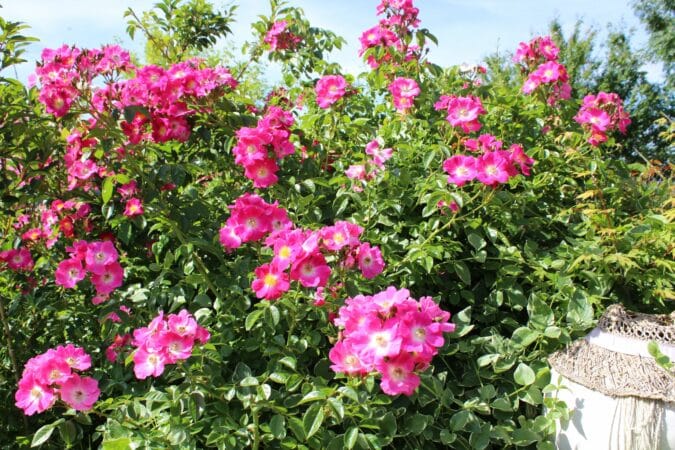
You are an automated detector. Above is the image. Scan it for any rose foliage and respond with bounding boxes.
[0,0,672,448]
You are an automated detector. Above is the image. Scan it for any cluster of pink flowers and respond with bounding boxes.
[16,199,93,248]
[264,20,302,52]
[388,77,420,112]
[35,45,237,146]
[35,47,237,213]
[443,135,534,187]
[99,60,237,144]
[463,133,504,153]
[513,35,560,65]
[315,75,348,109]
[521,61,571,104]
[63,127,112,191]
[131,310,210,379]
[514,36,571,105]
[117,180,144,218]
[574,92,631,146]
[232,106,296,188]
[346,138,394,191]
[64,129,143,210]
[358,0,421,68]
[435,95,486,133]
[15,344,100,415]
[252,220,385,300]
[458,63,487,89]
[0,247,34,272]
[34,44,134,117]
[219,193,292,250]
[329,287,455,396]
[105,333,132,363]
[55,239,124,297]
[218,193,384,300]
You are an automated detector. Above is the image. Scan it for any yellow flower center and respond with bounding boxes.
[264,274,278,287]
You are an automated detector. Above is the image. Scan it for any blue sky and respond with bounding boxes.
[1,0,655,82]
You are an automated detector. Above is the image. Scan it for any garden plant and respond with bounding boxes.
[0,0,672,448]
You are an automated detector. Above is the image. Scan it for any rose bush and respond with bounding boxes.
[0,0,672,448]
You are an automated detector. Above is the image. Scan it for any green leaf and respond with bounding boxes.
[31,419,63,447]
[240,376,259,387]
[467,232,486,251]
[287,416,305,441]
[514,363,536,386]
[453,261,471,285]
[449,410,470,431]
[58,420,77,446]
[102,438,133,450]
[469,424,491,450]
[297,390,326,405]
[264,305,280,327]
[512,327,539,347]
[440,430,456,445]
[544,326,561,338]
[477,353,499,367]
[520,385,543,405]
[344,427,359,450]
[490,397,513,412]
[327,397,344,421]
[102,176,114,204]
[566,289,593,327]
[303,403,325,440]
[648,340,673,370]
[245,309,264,331]
[278,356,297,371]
[270,415,286,439]
[512,428,540,445]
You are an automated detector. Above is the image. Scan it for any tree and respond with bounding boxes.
[632,0,675,85]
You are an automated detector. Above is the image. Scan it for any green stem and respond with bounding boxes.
[392,189,492,270]
[0,295,28,432]
[127,8,173,63]
[0,296,20,384]
[251,406,261,450]
[171,221,224,301]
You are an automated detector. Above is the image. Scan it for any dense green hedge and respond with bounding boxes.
[0,1,672,448]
